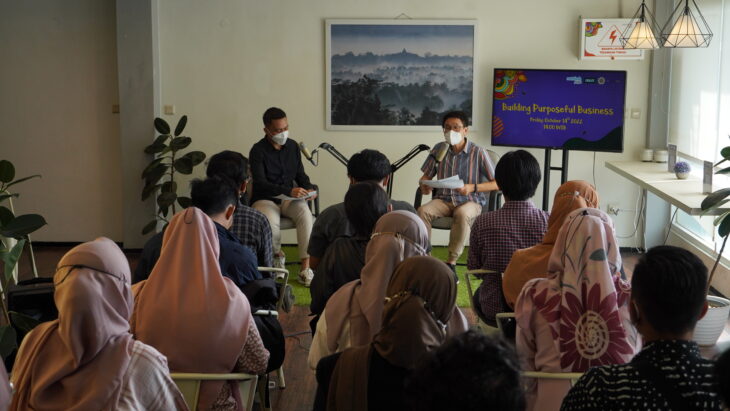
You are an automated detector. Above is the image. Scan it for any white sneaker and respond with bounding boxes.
[298,268,314,287]
[273,254,286,269]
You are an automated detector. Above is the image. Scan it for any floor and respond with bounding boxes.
[9,245,730,411]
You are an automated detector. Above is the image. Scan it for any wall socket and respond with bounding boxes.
[607,203,620,215]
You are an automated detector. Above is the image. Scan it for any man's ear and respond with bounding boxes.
[387,203,393,213]
[225,204,236,220]
[240,181,247,194]
[381,174,390,188]
[348,176,356,185]
[698,300,709,320]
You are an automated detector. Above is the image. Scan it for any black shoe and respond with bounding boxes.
[447,263,459,284]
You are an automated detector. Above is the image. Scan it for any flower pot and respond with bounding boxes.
[676,171,690,179]
[693,295,730,346]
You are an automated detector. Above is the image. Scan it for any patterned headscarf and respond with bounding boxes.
[519,208,638,372]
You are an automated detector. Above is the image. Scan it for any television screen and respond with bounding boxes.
[490,69,626,152]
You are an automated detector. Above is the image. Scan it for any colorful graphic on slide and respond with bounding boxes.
[494,70,527,100]
[585,22,602,37]
[491,69,625,152]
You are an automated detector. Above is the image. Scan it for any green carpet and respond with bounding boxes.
[280,245,477,308]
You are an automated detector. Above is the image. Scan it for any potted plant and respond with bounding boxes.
[140,116,206,234]
[674,161,691,179]
[697,146,730,345]
[0,160,46,359]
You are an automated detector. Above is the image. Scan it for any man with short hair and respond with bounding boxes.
[249,107,316,286]
[206,150,273,268]
[418,111,497,269]
[561,246,722,410]
[468,150,548,326]
[307,149,415,269]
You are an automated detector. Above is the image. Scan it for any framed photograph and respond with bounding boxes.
[580,18,644,60]
[326,19,478,131]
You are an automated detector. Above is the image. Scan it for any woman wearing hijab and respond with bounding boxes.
[314,255,460,411]
[502,180,599,309]
[515,208,640,411]
[131,207,269,411]
[10,238,186,411]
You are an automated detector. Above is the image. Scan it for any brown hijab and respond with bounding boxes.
[10,238,136,410]
[327,256,458,411]
[131,207,250,411]
[502,181,598,307]
[324,210,429,351]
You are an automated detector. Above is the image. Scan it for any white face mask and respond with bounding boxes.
[443,130,463,146]
[271,130,288,145]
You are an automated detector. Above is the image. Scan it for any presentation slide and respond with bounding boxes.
[491,69,626,152]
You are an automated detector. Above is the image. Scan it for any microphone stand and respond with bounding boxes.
[387,144,431,197]
[315,143,349,167]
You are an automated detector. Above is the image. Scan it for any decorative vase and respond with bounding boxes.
[693,295,730,346]
[676,171,690,180]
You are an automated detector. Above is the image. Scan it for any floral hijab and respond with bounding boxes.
[520,208,638,372]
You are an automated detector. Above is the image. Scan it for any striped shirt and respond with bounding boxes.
[561,340,722,411]
[230,201,273,267]
[118,341,188,410]
[421,139,495,206]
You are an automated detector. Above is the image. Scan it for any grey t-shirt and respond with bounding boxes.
[307,199,416,259]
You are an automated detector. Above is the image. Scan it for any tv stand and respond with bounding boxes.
[543,149,569,211]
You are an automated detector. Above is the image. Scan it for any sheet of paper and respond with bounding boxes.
[420,176,464,189]
[274,190,317,201]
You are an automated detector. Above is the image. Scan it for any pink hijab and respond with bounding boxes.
[131,207,250,410]
[10,237,136,410]
[518,208,638,372]
[324,211,430,351]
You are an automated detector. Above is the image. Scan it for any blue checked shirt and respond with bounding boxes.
[230,201,273,268]
[420,139,495,206]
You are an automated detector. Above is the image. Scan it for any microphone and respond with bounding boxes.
[434,143,449,163]
[299,142,316,166]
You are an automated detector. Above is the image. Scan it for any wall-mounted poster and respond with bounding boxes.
[580,18,644,60]
[326,19,477,131]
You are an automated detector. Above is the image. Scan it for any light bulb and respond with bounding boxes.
[664,12,704,47]
[625,21,659,49]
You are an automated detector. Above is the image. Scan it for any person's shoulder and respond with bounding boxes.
[250,137,268,150]
[319,202,346,218]
[238,203,269,222]
[389,199,416,213]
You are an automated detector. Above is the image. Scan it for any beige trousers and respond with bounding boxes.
[253,199,313,259]
[417,199,482,261]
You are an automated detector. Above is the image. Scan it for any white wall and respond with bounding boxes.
[157,0,650,247]
[0,0,123,242]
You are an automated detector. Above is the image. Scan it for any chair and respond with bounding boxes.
[255,267,289,397]
[170,373,258,411]
[463,269,502,334]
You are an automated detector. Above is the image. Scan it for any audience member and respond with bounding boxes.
[468,149,548,326]
[314,256,460,411]
[406,330,525,411]
[502,181,598,309]
[562,245,721,410]
[11,238,186,410]
[133,177,262,291]
[308,149,415,268]
[418,111,497,269]
[716,348,730,407]
[207,150,273,267]
[131,208,269,411]
[309,211,429,368]
[516,208,639,411]
[249,107,316,286]
[0,363,8,411]
[309,181,389,328]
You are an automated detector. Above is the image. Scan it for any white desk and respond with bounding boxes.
[605,161,728,216]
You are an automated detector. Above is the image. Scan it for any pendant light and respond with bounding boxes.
[621,0,661,49]
[661,0,713,48]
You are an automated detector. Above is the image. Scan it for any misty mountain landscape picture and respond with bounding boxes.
[328,23,475,127]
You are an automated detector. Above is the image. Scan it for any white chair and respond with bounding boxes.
[170,372,258,411]
[463,269,502,335]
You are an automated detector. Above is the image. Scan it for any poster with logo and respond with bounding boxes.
[580,18,643,60]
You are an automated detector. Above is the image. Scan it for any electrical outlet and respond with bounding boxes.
[607,204,620,215]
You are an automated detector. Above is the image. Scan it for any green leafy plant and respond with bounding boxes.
[141,116,206,234]
[0,159,46,359]
[700,143,730,292]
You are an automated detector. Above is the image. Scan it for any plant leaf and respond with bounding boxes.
[6,174,41,189]
[0,206,14,227]
[182,150,206,166]
[141,183,161,201]
[702,188,730,210]
[143,142,167,155]
[173,157,193,174]
[716,166,730,175]
[0,214,47,238]
[152,134,169,146]
[9,311,41,333]
[177,196,191,208]
[721,146,730,162]
[174,115,188,136]
[141,159,166,179]
[720,215,730,237]
[3,238,26,284]
[154,117,170,135]
[169,136,192,152]
[141,219,158,235]
[0,325,17,361]
[0,193,19,203]
[161,181,177,193]
[160,205,170,218]
[157,192,177,208]
[714,209,730,226]
[0,161,15,183]
[143,163,168,186]
[705,200,730,217]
